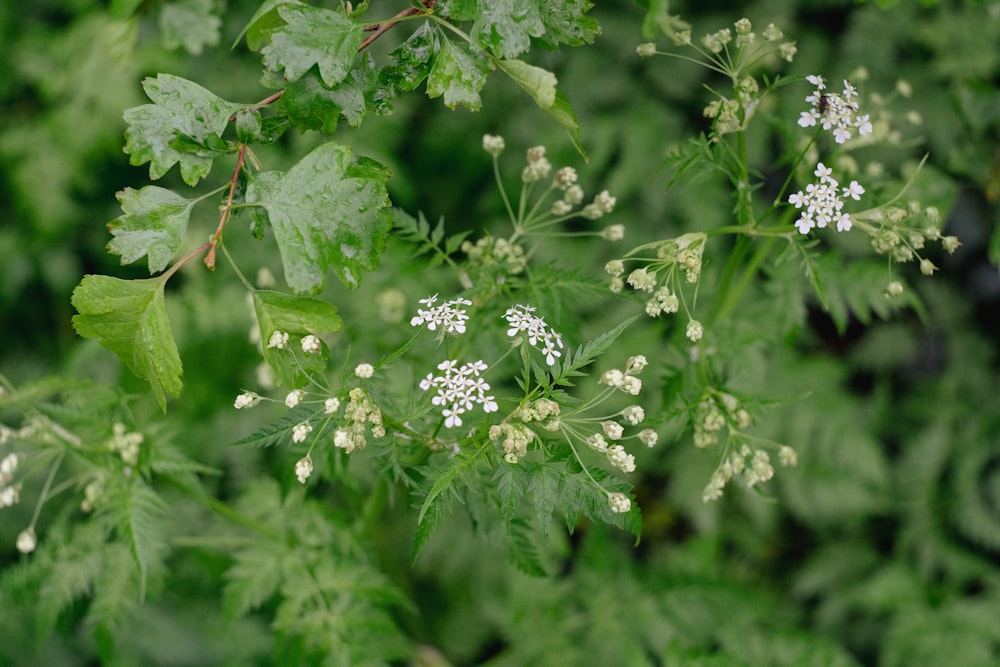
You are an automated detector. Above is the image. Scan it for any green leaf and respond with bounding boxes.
[547,90,587,159]
[277,54,375,134]
[71,275,183,411]
[234,0,293,51]
[551,315,640,387]
[528,461,559,536]
[374,21,438,112]
[159,0,221,55]
[108,482,167,601]
[471,0,544,59]
[497,59,557,108]
[538,0,600,47]
[426,38,491,111]
[223,546,283,616]
[252,289,342,387]
[261,4,363,87]
[245,142,392,294]
[123,74,242,186]
[106,186,196,273]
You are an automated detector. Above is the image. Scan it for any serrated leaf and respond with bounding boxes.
[262,4,363,87]
[472,0,544,58]
[375,20,437,109]
[245,142,392,294]
[107,186,196,273]
[253,289,342,387]
[426,38,491,111]
[528,461,560,536]
[123,74,242,186]
[159,0,221,55]
[494,463,527,524]
[278,54,375,134]
[497,59,556,108]
[223,546,283,616]
[112,482,167,601]
[71,275,182,411]
[552,314,640,386]
[538,0,600,47]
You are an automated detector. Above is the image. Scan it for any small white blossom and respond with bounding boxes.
[295,455,313,483]
[285,389,305,408]
[482,134,505,156]
[626,355,647,373]
[636,42,656,57]
[602,421,625,440]
[638,428,658,447]
[686,319,704,342]
[292,422,313,443]
[788,163,864,234]
[622,405,645,425]
[1,485,20,508]
[621,376,642,396]
[601,224,625,241]
[504,304,564,366]
[419,359,498,428]
[605,259,625,276]
[410,294,473,335]
[16,527,36,554]
[600,369,625,388]
[779,446,798,467]
[324,397,341,414]
[1,453,19,479]
[266,330,290,350]
[301,335,322,354]
[355,363,375,379]
[608,492,631,513]
[234,391,260,410]
[798,76,873,144]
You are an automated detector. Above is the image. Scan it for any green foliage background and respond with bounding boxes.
[2,0,1000,665]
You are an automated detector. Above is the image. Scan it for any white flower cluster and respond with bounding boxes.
[107,422,143,467]
[419,360,499,428]
[581,190,617,221]
[798,75,873,144]
[333,387,384,453]
[460,237,527,277]
[702,443,797,502]
[1,451,21,509]
[586,432,636,474]
[599,354,648,396]
[482,134,505,156]
[788,162,865,235]
[489,422,535,463]
[522,145,552,183]
[608,492,631,514]
[410,294,473,334]
[504,304,564,366]
[295,455,313,484]
[234,391,261,409]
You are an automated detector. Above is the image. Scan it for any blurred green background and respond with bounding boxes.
[2,0,1000,665]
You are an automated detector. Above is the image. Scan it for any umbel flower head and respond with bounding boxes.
[788,163,865,235]
[798,75,873,144]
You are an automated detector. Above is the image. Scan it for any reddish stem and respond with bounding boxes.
[204,143,248,270]
[359,0,436,52]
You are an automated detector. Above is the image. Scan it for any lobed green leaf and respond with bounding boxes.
[426,38,491,111]
[71,275,183,411]
[261,4,363,87]
[123,74,242,186]
[245,142,392,294]
[107,186,196,273]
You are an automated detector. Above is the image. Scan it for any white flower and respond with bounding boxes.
[292,422,313,443]
[788,163,864,235]
[621,376,642,396]
[266,330,290,350]
[638,428,658,447]
[607,445,636,473]
[355,363,375,379]
[285,389,305,408]
[600,369,625,388]
[482,134,505,156]
[779,446,798,467]
[410,295,473,335]
[605,259,625,276]
[324,397,341,414]
[626,355,647,373]
[503,304,564,366]
[295,456,313,484]
[636,42,656,57]
[622,406,645,425]
[234,391,260,410]
[419,359,498,428]
[301,335,322,354]
[16,527,36,554]
[0,486,20,508]
[686,319,704,342]
[608,492,631,513]
[555,166,577,188]
[1,452,19,478]
[602,421,624,440]
[601,224,625,241]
